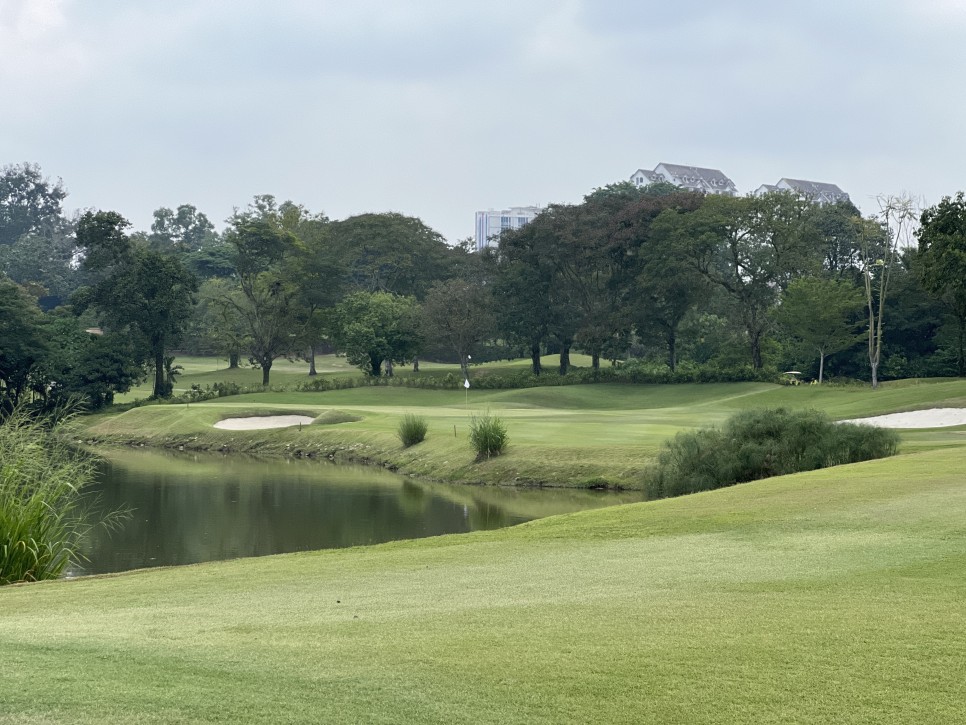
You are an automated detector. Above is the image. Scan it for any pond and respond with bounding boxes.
[71,449,643,576]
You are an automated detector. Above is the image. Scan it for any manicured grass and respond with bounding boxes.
[2,447,966,722]
[84,380,966,489]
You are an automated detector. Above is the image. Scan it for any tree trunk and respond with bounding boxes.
[870,362,879,390]
[530,343,542,375]
[818,350,825,384]
[666,329,677,372]
[958,318,966,377]
[153,349,166,398]
[386,359,394,377]
[308,345,317,376]
[369,354,383,377]
[750,333,763,370]
[413,357,419,373]
[591,351,600,370]
[228,351,239,369]
[559,344,571,375]
[261,360,272,386]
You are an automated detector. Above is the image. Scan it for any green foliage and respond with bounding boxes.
[469,410,508,459]
[776,276,865,382]
[916,191,966,376]
[0,406,122,584]
[397,413,428,447]
[643,407,899,499]
[332,291,422,376]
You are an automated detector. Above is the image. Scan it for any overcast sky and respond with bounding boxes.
[3,0,965,242]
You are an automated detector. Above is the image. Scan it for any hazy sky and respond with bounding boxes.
[3,0,965,242]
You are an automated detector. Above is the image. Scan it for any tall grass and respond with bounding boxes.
[397,413,428,447]
[0,407,121,585]
[469,410,509,460]
[644,407,900,499]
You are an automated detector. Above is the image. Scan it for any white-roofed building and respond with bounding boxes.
[629,163,738,196]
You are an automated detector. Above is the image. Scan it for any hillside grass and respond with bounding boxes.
[2,446,965,723]
[85,379,966,489]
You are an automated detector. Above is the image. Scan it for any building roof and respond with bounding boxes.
[777,178,850,204]
[656,163,737,192]
[629,169,662,184]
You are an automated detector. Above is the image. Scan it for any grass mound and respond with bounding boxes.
[644,407,900,499]
[313,410,363,425]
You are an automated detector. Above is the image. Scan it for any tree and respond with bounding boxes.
[495,206,582,374]
[421,279,495,379]
[615,191,706,370]
[661,192,822,369]
[916,192,966,376]
[332,292,421,376]
[861,195,917,389]
[76,211,198,398]
[222,198,303,385]
[0,163,68,246]
[776,277,864,383]
[0,278,48,410]
[328,213,452,299]
[148,204,216,251]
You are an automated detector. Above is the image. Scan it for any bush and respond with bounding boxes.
[643,407,900,500]
[469,410,509,460]
[0,407,125,585]
[398,413,428,447]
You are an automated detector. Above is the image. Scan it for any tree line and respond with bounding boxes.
[2,162,965,413]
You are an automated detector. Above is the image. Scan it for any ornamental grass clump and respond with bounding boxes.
[397,413,428,447]
[469,410,508,460]
[0,407,123,585]
[643,407,899,500]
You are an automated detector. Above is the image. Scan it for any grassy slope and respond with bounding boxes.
[2,447,965,723]
[84,379,966,488]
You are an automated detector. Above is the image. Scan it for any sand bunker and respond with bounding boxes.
[839,408,966,429]
[213,415,315,430]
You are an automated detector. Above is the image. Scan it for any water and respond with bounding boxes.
[72,448,642,576]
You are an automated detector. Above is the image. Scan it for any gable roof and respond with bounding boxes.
[655,163,737,192]
[777,178,849,203]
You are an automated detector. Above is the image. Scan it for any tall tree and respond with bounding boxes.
[661,192,822,369]
[76,211,198,398]
[328,213,452,299]
[0,278,48,410]
[0,163,68,246]
[332,292,422,377]
[222,197,302,385]
[149,204,216,252]
[861,195,917,388]
[916,192,966,376]
[421,279,495,379]
[776,277,865,383]
[615,191,706,370]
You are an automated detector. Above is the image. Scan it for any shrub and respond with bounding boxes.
[643,407,900,500]
[469,410,509,459]
[398,413,428,447]
[0,407,125,585]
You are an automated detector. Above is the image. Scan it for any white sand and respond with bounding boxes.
[213,415,315,430]
[839,408,966,429]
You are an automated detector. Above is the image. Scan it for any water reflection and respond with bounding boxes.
[73,449,641,576]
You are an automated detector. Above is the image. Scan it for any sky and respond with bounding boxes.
[2,0,965,243]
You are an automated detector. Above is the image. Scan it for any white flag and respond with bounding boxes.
[463,379,470,389]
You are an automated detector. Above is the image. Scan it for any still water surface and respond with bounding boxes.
[74,449,642,576]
